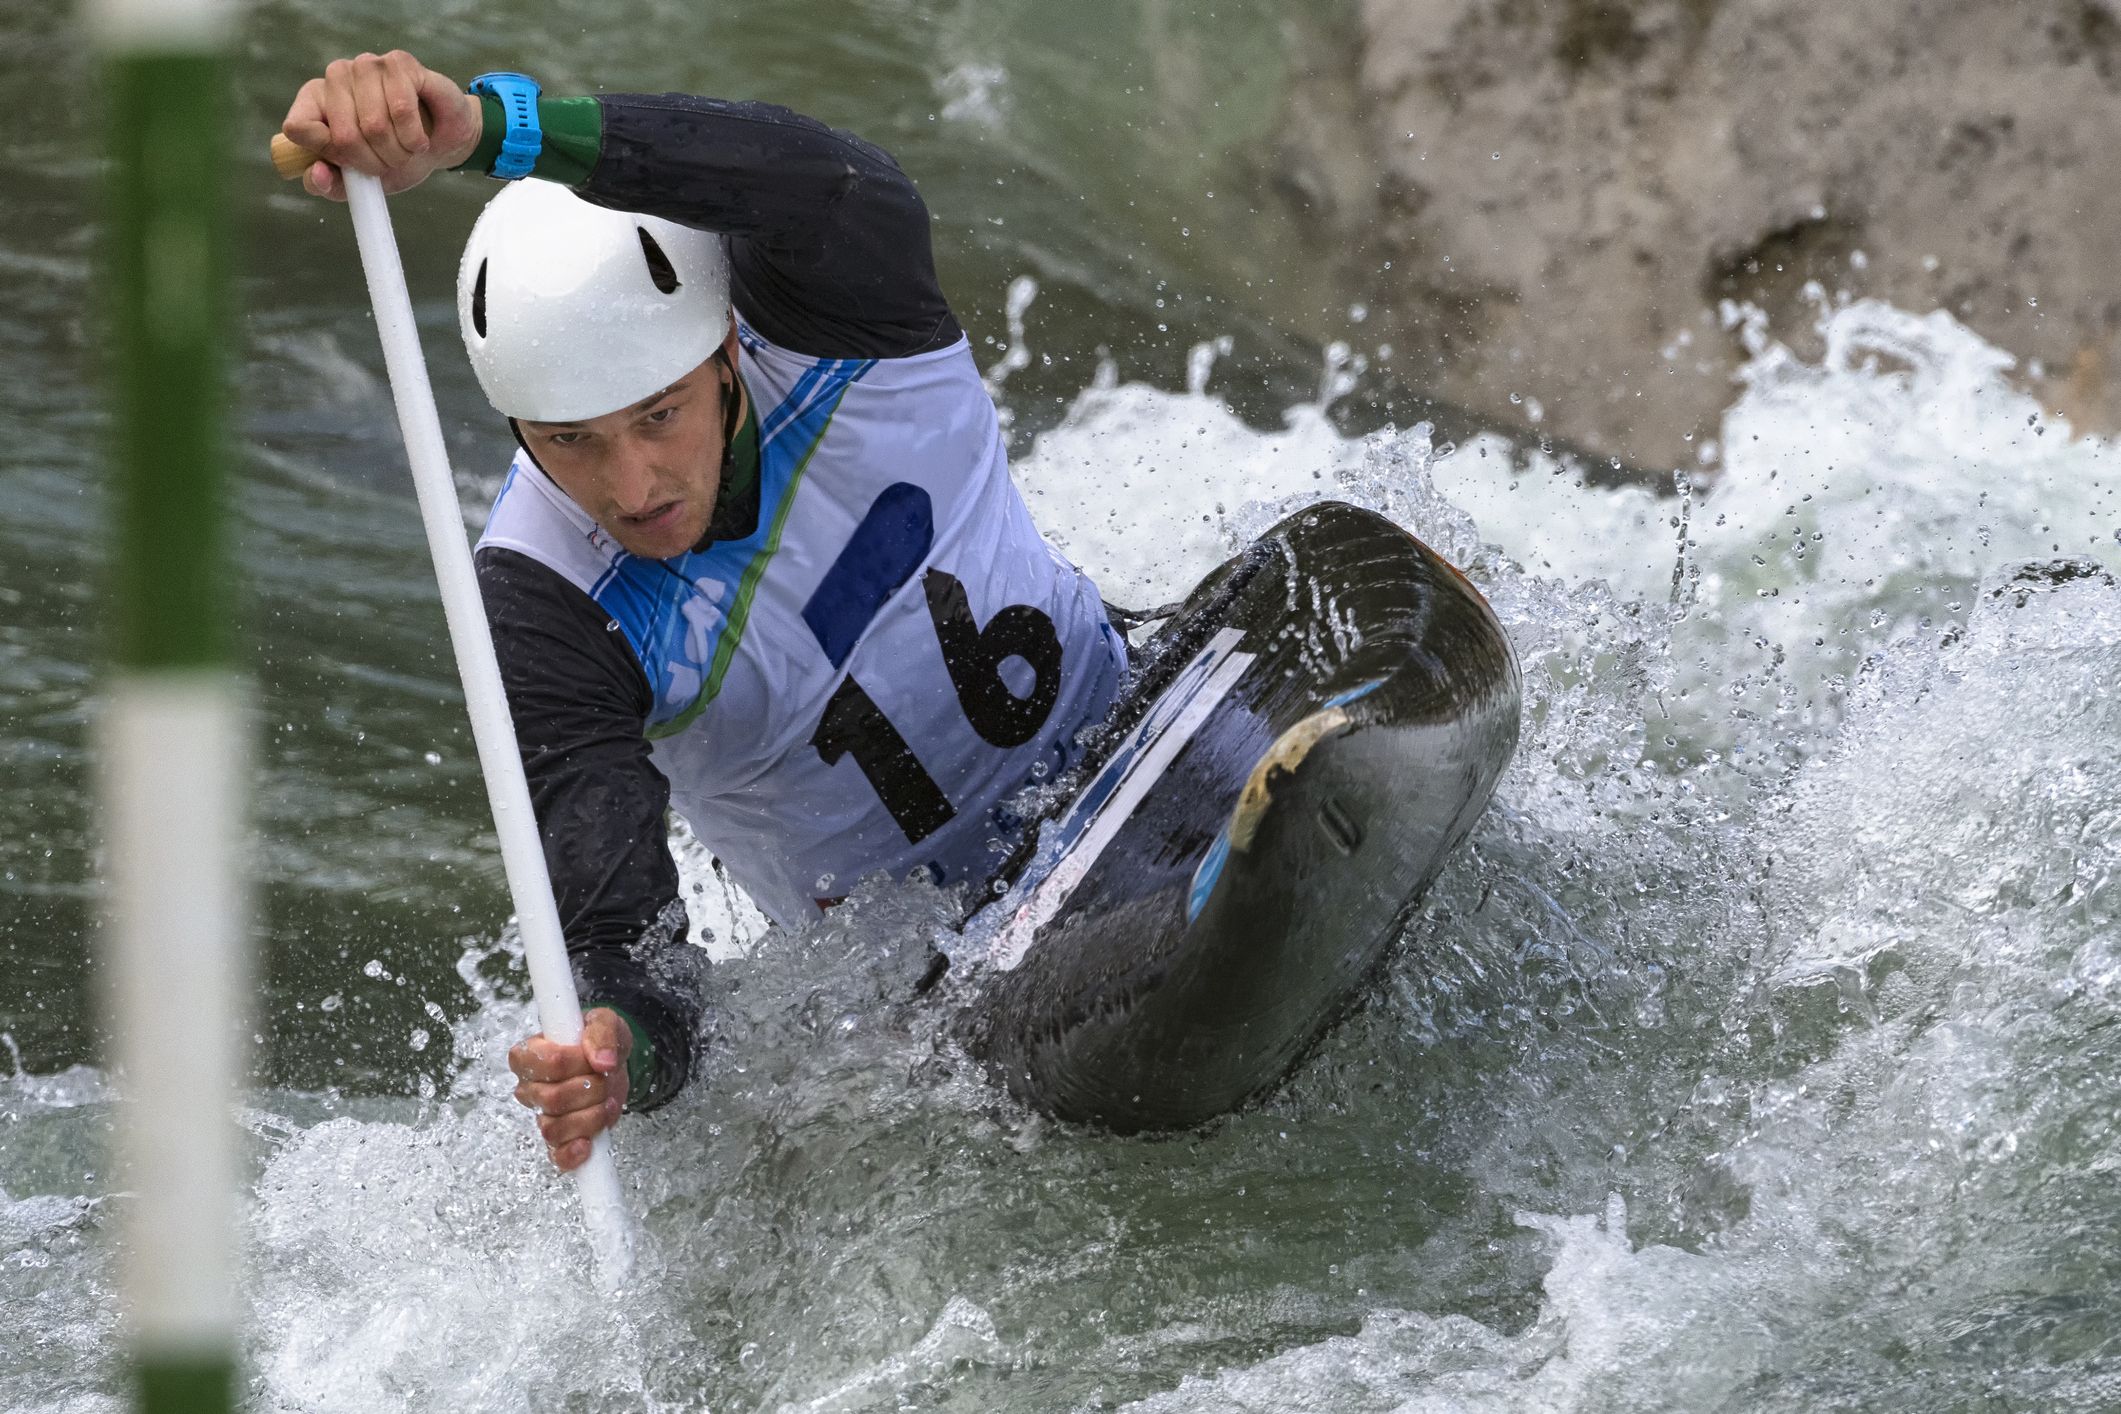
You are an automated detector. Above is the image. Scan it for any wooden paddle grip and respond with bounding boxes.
[270,133,323,181]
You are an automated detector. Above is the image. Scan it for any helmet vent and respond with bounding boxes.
[637,228,681,295]
[471,259,489,338]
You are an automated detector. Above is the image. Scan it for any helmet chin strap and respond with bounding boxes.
[714,344,742,452]
[506,414,539,470]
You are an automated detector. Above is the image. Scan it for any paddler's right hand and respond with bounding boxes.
[508,1007,632,1172]
[280,51,485,201]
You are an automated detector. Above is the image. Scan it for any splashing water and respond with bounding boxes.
[6,298,2121,1410]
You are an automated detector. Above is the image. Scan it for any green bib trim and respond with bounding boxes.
[646,386,855,741]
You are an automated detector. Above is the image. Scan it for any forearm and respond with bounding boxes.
[571,907,701,1114]
[529,755,703,1114]
[480,545,705,1112]
[457,91,902,231]
[452,89,961,357]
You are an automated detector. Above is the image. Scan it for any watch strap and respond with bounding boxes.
[468,71,543,180]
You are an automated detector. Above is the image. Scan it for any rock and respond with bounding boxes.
[1273,0,2121,472]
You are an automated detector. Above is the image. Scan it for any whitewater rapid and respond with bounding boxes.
[5,295,2120,1411]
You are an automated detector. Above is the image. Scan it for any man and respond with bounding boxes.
[282,53,1125,1171]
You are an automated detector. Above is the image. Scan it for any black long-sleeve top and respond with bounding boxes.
[471,92,963,1109]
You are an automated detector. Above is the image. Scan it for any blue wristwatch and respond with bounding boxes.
[468,71,543,180]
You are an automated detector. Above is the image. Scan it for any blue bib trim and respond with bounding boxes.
[801,481,936,669]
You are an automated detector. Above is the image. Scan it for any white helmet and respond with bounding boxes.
[457,178,731,422]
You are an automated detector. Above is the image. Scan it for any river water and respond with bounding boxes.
[7,2,2121,1410]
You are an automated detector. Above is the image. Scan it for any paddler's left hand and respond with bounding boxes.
[508,1007,632,1172]
[279,50,485,202]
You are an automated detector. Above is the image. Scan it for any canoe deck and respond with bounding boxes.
[956,501,1522,1132]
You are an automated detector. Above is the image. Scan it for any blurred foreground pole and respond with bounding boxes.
[89,0,248,1410]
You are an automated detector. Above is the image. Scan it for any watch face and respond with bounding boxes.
[472,72,541,106]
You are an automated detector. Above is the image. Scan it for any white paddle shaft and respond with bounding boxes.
[343,170,634,1285]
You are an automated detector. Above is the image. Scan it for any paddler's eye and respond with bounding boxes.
[548,430,586,448]
[644,406,678,427]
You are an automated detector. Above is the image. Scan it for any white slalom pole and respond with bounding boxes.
[341,169,634,1285]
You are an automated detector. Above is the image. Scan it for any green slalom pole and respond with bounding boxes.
[90,0,248,1410]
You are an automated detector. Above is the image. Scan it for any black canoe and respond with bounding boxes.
[956,500,1522,1132]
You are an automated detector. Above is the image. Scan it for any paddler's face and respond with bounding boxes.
[517,321,746,560]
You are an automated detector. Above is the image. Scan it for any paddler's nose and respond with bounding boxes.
[603,435,664,517]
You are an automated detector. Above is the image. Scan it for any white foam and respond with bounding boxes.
[1012,362,1367,607]
[12,298,2121,1410]
[241,304,2121,1409]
